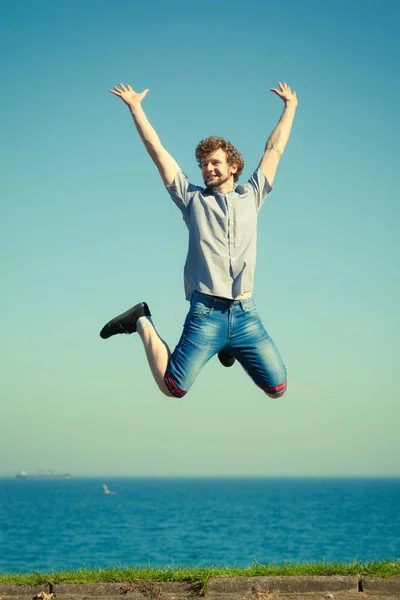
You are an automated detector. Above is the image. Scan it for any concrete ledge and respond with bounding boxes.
[0,582,203,600]
[1,577,400,600]
[0,586,49,599]
[206,576,358,595]
[56,581,201,599]
[362,576,400,595]
[56,583,127,597]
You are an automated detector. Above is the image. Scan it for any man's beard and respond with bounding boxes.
[205,172,231,189]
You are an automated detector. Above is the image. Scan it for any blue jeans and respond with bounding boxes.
[164,291,287,398]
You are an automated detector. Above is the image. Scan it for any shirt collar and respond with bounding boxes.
[203,184,246,196]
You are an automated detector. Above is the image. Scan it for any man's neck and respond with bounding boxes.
[211,180,235,194]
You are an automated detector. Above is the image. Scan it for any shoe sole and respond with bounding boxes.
[218,351,236,368]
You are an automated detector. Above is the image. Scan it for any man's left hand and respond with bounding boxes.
[270,82,298,107]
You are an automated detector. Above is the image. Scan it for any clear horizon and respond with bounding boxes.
[3,474,400,484]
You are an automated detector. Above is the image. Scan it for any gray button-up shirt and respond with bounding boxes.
[166,168,272,300]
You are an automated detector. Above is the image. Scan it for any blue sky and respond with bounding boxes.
[1,0,399,477]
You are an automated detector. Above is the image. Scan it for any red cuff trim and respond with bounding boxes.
[262,381,287,395]
[164,371,187,398]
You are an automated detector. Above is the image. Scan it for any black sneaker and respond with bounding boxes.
[100,302,151,339]
[218,349,235,367]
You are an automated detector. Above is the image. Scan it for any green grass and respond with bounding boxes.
[0,560,399,586]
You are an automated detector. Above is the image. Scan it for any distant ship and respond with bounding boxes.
[16,470,71,480]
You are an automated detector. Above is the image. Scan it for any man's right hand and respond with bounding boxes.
[109,83,149,108]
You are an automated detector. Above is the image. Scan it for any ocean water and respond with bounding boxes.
[0,477,398,573]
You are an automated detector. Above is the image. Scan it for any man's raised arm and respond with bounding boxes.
[259,82,298,187]
[110,83,180,186]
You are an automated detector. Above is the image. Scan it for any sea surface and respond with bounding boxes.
[0,477,399,573]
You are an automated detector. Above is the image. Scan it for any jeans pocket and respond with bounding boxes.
[240,299,257,314]
[183,304,212,329]
[189,300,214,318]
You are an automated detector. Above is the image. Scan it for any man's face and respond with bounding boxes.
[201,148,238,189]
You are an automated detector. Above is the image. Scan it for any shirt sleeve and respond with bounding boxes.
[165,171,202,213]
[245,168,273,211]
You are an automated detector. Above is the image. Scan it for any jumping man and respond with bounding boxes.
[100,81,298,399]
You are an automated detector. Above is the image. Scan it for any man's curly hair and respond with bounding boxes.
[195,136,244,182]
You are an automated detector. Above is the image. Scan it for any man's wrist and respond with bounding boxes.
[128,102,142,114]
[284,100,298,110]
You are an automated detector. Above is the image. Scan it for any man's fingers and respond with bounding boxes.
[109,82,150,100]
[272,82,296,95]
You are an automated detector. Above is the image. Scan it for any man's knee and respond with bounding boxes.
[160,386,179,398]
[263,380,287,398]
[163,371,188,398]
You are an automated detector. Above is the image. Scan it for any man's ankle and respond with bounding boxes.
[136,316,154,335]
